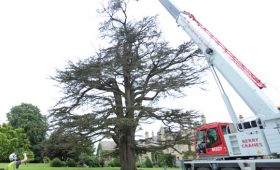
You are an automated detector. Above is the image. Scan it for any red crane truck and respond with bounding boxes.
[159,0,280,169]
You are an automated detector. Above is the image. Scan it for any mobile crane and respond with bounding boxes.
[159,0,280,169]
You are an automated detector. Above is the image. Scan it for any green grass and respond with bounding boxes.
[0,163,180,170]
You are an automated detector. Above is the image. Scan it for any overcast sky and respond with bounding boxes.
[1,0,280,128]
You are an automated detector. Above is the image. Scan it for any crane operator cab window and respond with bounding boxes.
[196,130,206,154]
[206,128,221,148]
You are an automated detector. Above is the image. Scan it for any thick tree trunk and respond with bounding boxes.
[119,129,136,170]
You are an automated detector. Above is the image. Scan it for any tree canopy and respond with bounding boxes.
[42,126,95,161]
[0,124,33,162]
[7,103,48,161]
[50,0,207,169]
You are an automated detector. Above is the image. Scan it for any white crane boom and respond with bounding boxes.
[159,0,280,122]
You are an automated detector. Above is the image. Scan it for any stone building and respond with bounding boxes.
[146,126,194,160]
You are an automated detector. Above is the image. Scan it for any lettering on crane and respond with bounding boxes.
[241,138,263,148]
[211,146,222,152]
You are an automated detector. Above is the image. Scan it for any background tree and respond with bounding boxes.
[50,0,207,169]
[42,126,95,161]
[7,103,48,162]
[0,124,33,162]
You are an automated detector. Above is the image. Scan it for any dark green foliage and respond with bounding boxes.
[42,127,95,161]
[143,156,153,168]
[66,158,77,167]
[89,157,100,167]
[78,153,100,167]
[108,157,121,167]
[50,158,65,167]
[6,103,48,162]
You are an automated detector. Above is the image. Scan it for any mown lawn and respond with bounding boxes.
[0,163,180,170]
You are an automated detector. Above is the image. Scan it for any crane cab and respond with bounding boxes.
[195,122,231,157]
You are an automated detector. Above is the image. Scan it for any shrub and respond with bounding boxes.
[66,158,77,167]
[78,153,100,167]
[89,156,100,167]
[43,156,50,164]
[108,157,120,167]
[50,158,65,167]
[154,152,176,167]
[144,156,153,168]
